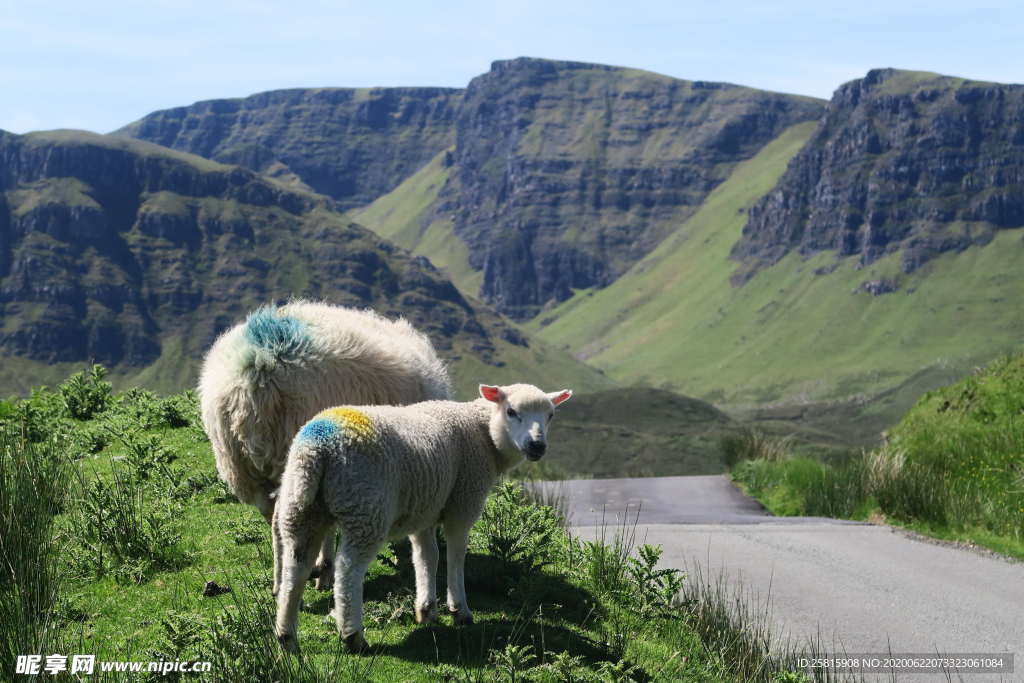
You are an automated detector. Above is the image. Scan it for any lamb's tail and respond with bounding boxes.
[280,437,329,512]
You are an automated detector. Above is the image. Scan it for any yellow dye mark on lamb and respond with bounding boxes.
[318,407,379,449]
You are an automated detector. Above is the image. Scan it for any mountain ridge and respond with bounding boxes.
[731,67,1024,283]
[120,57,827,319]
[114,86,463,210]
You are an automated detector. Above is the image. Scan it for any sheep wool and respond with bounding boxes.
[198,300,451,589]
[299,407,382,456]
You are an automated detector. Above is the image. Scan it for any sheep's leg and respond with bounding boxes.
[314,526,336,592]
[409,528,439,623]
[333,540,377,653]
[442,519,474,625]
[274,516,323,653]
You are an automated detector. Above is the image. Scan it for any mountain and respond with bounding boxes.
[732,68,1024,283]
[531,70,1024,418]
[0,129,612,397]
[115,87,462,210]
[427,58,824,319]
[122,58,826,319]
[15,62,1024,438]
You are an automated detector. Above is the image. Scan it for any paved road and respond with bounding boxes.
[532,475,1022,681]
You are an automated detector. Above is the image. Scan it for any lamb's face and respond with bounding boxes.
[480,383,572,461]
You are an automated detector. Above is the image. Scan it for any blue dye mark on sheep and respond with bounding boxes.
[299,418,337,442]
[243,306,312,362]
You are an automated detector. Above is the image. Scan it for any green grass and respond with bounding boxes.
[531,118,1024,411]
[731,456,874,520]
[2,370,833,681]
[729,353,1024,560]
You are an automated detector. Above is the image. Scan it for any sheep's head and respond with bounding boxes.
[479,383,572,462]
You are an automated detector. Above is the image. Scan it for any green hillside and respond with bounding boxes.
[529,120,1024,416]
[547,388,737,478]
[0,129,612,399]
[353,148,483,297]
[731,351,1024,558]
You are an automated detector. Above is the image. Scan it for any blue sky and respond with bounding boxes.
[2,0,1021,134]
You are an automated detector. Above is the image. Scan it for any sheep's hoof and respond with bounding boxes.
[342,631,369,654]
[415,603,438,624]
[276,632,299,654]
[451,609,474,626]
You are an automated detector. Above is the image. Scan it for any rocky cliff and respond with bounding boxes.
[115,87,462,210]
[0,130,515,388]
[732,68,1024,282]
[436,58,825,318]
[121,59,825,320]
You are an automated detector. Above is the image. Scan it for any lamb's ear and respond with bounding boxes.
[479,384,505,403]
[547,389,573,407]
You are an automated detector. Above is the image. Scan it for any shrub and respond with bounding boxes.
[108,388,196,431]
[60,364,112,420]
[473,481,562,574]
[10,399,57,444]
[158,391,200,429]
[488,643,537,682]
[66,467,186,584]
[625,544,685,618]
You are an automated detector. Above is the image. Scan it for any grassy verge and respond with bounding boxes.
[726,353,1024,560]
[3,366,822,681]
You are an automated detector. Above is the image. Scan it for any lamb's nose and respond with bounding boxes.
[526,441,546,458]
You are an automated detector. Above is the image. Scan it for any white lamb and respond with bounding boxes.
[272,382,573,653]
[198,300,451,589]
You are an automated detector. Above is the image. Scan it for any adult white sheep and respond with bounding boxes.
[198,300,451,589]
[272,382,572,653]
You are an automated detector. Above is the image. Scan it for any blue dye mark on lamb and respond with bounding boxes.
[243,306,313,362]
[299,418,337,442]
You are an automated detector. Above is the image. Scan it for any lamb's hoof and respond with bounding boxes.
[276,632,299,654]
[415,603,438,624]
[342,631,369,654]
[451,610,474,626]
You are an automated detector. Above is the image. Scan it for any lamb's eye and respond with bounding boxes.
[506,407,519,420]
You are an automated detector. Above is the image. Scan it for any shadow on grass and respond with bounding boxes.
[303,540,610,668]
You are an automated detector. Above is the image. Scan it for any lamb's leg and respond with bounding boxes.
[273,515,322,653]
[271,507,282,597]
[442,519,474,625]
[409,528,439,623]
[333,540,377,653]
[314,526,336,592]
